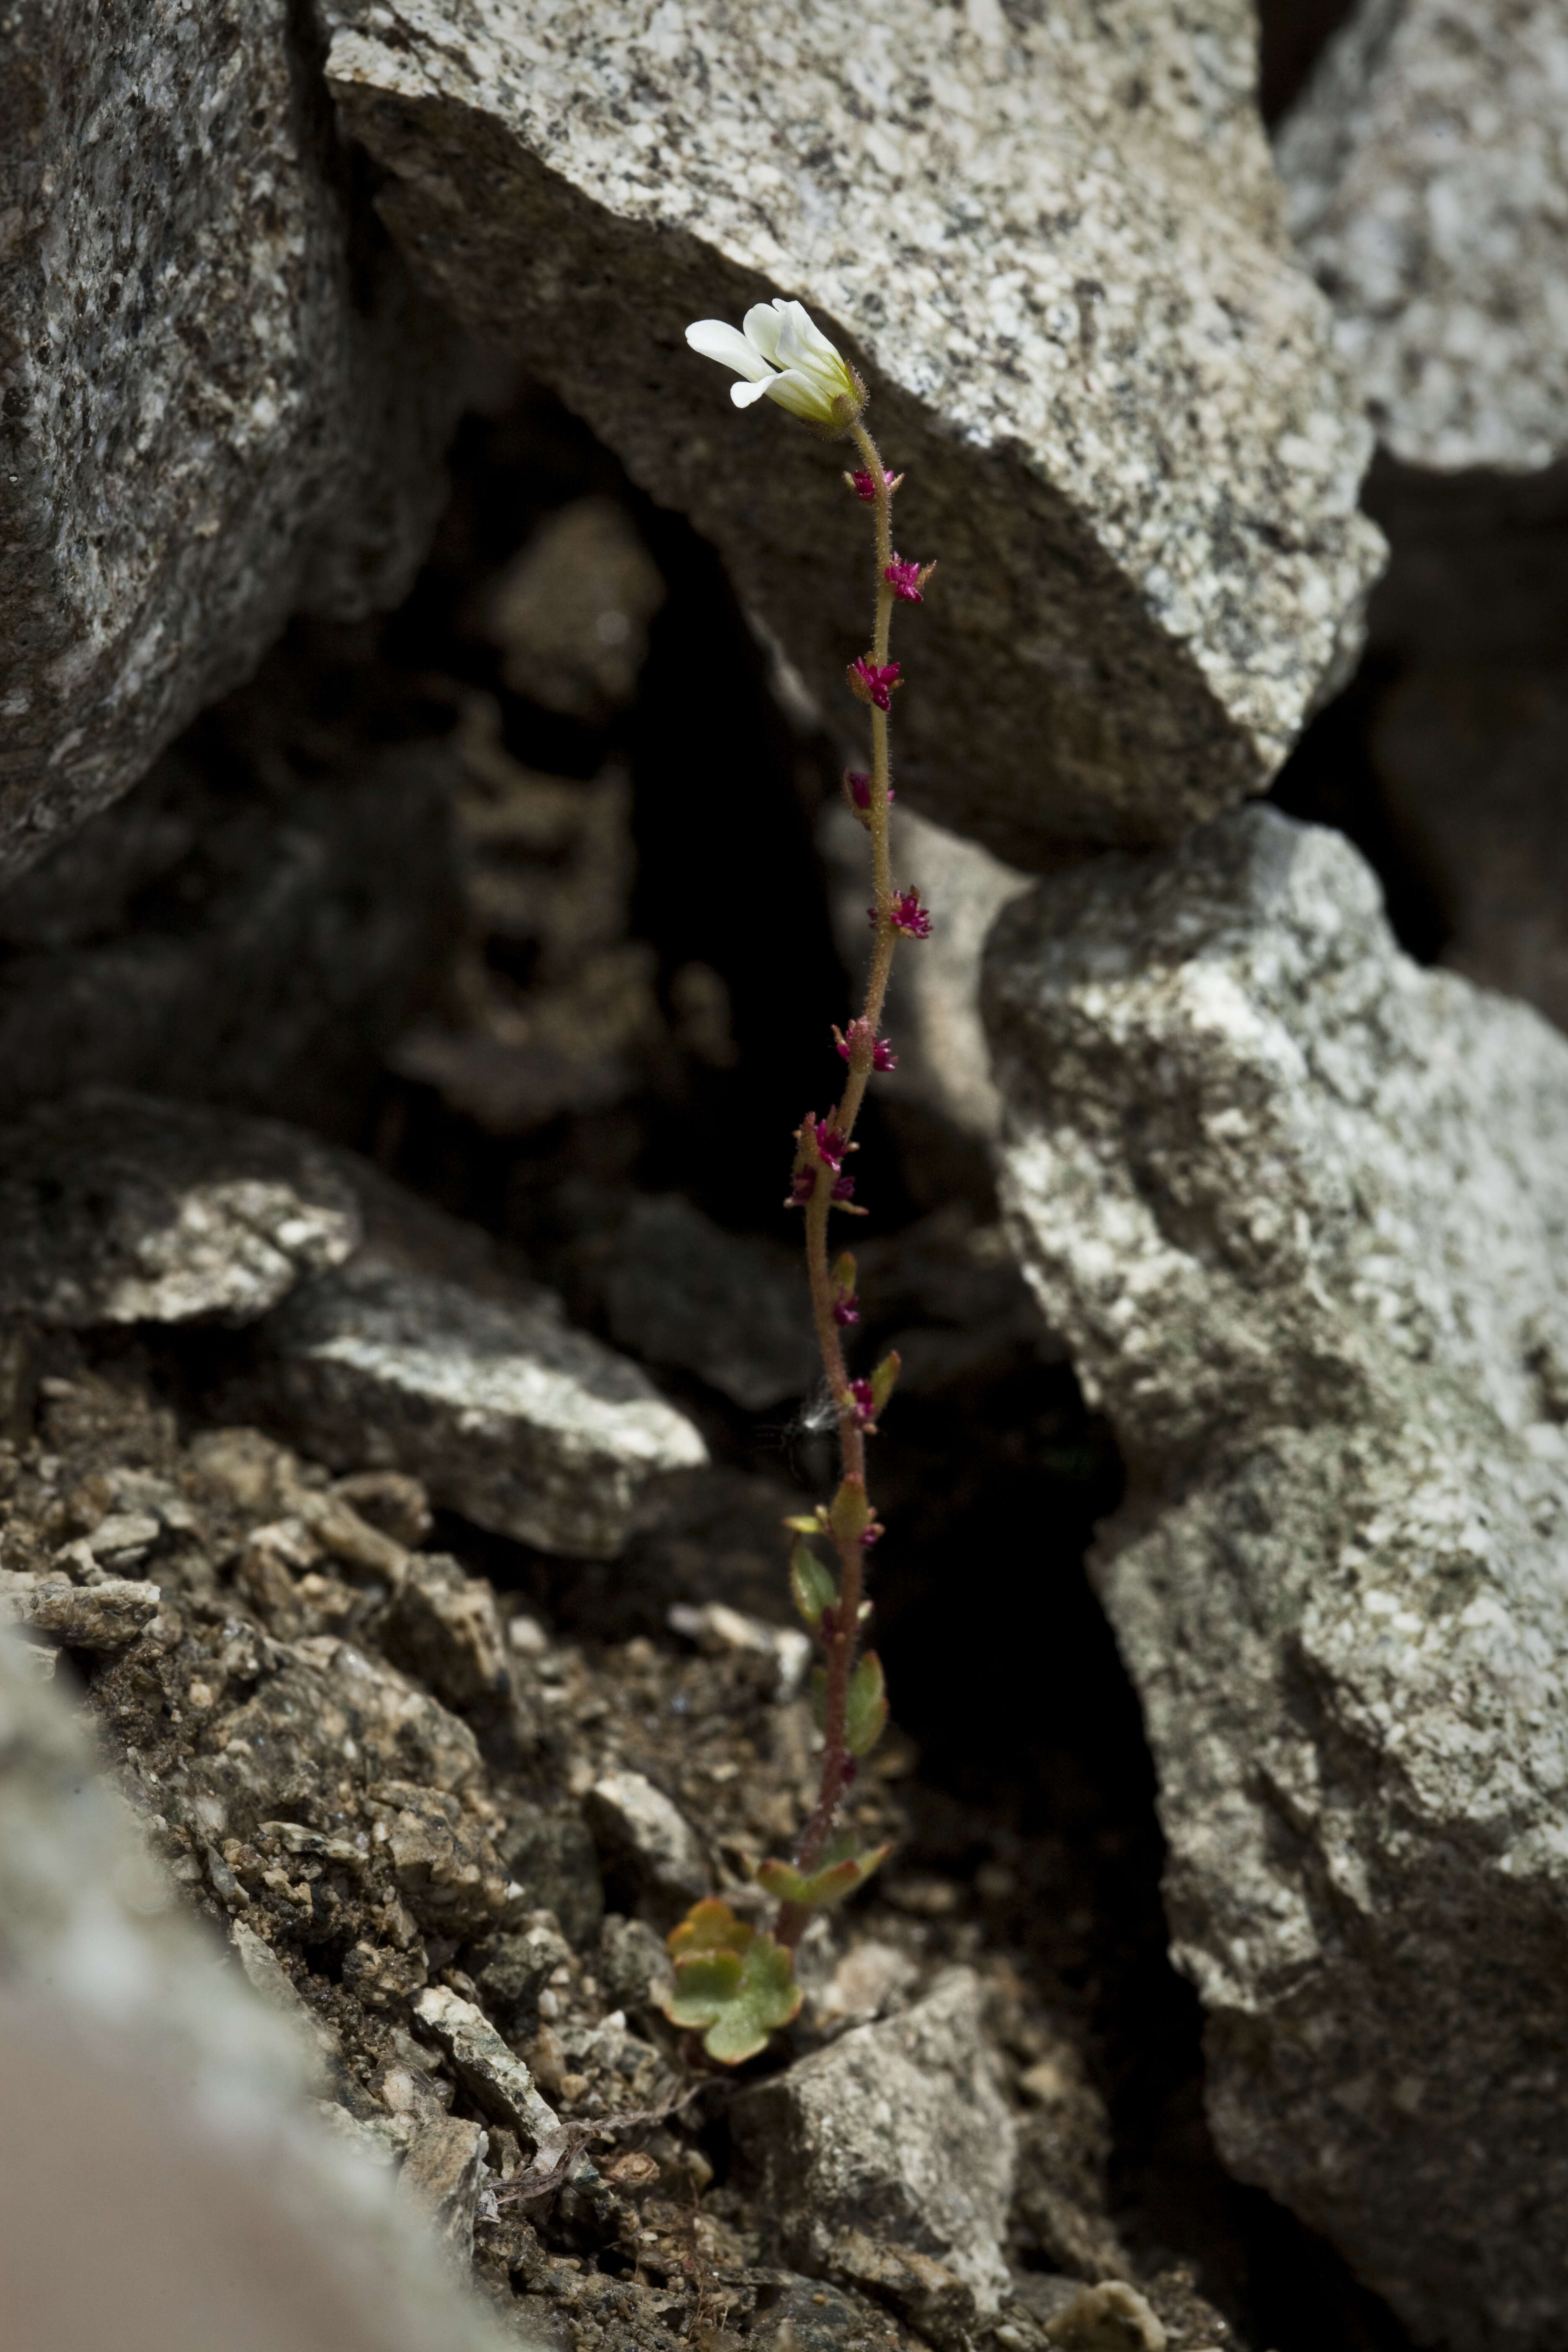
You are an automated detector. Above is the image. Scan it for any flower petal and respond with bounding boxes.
[730,375,775,407]
[742,302,785,362]
[763,366,836,423]
[686,318,774,381]
[774,299,845,376]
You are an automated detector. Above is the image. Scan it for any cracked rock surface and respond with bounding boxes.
[0,0,470,879]
[1279,0,1568,474]
[988,805,1568,2351]
[324,0,1381,869]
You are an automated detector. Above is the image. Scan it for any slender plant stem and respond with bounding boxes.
[778,419,903,1943]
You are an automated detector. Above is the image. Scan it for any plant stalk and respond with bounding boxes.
[778,421,901,1948]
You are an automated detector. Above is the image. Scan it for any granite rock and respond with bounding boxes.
[583,1768,708,1928]
[325,0,1381,869]
[0,1573,161,1653]
[0,1088,360,1327]
[988,805,1568,2349]
[1279,0,1568,474]
[0,0,472,878]
[732,1965,1016,2312]
[250,1242,707,1560]
[412,1984,563,2153]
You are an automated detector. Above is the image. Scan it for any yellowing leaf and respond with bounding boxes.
[659,1919,802,2064]
[755,1840,891,1910]
[668,1896,754,1962]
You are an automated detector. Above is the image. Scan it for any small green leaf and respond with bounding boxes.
[869,1349,901,1415]
[756,1840,892,1910]
[783,1509,828,1537]
[790,1542,839,1630]
[846,1651,887,1757]
[662,1950,744,2025]
[828,1476,871,1549]
[705,1935,803,2063]
[831,1250,857,1293]
[660,1928,802,2063]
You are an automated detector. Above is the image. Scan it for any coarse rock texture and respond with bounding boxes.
[987,803,1568,2350]
[0,1080,707,1558]
[248,1245,708,1560]
[0,633,463,1137]
[0,0,475,880]
[0,1620,510,2352]
[1279,0,1568,474]
[324,0,1383,870]
[732,1967,1016,2311]
[0,1088,361,1328]
[0,1334,1234,2350]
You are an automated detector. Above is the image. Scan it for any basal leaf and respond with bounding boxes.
[701,1933,802,2064]
[661,1949,744,2028]
[668,1896,754,1962]
[661,1925,802,2063]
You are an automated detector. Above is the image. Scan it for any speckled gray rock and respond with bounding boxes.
[250,1246,707,1559]
[0,0,471,879]
[583,1768,708,1927]
[412,1986,562,2153]
[732,1966,1015,2312]
[325,0,1382,870]
[0,1622,509,2351]
[0,1574,160,1652]
[1279,0,1568,473]
[0,1087,360,1326]
[988,805,1568,2350]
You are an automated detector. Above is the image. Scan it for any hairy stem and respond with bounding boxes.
[778,420,901,1947]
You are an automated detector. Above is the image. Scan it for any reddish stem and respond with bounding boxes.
[777,422,902,1950]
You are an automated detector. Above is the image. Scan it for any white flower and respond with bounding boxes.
[685,298,863,427]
